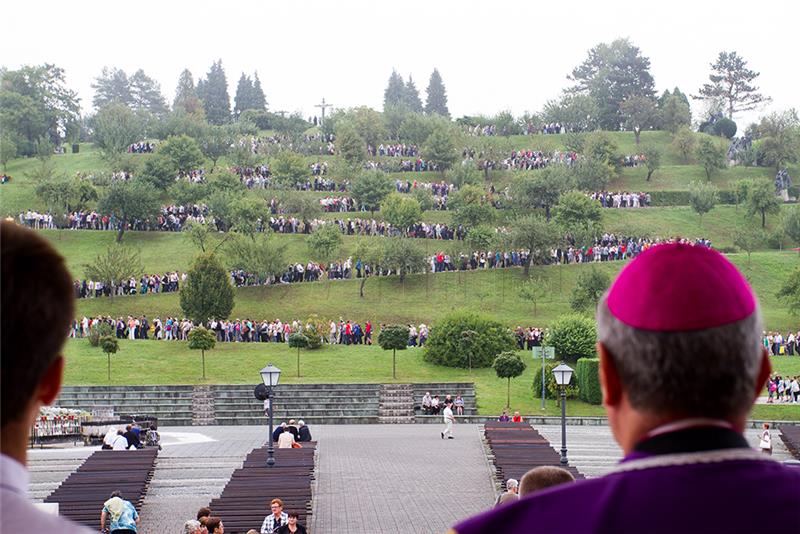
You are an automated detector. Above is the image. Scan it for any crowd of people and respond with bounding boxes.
[497,149,579,171]
[128,141,156,153]
[74,271,183,299]
[621,153,647,167]
[421,392,465,415]
[766,375,800,403]
[554,236,712,264]
[363,157,438,173]
[184,500,308,534]
[514,326,545,350]
[763,331,798,356]
[373,143,419,157]
[101,423,160,450]
[589,191,651,208]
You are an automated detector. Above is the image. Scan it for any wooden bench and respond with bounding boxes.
[44,448,158,527]
[779,425,800,460]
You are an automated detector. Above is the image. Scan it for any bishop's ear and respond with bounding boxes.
[598,343,622,408]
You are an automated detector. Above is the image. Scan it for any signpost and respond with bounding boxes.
[532,346,556,409]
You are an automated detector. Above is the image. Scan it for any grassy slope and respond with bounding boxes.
[61,339,800,420]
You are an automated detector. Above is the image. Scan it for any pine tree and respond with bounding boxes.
[404,75,423,113]
[251,72,267,111]
[424,68,449,117]
[92,67,133,109]
[383,70,406,110]
[233,73,253,118]
[180,253,235,324]
[129,69,168,115]
[200,60,231,125]
[173,69,197,111]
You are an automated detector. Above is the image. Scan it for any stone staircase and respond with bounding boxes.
[55,386,194,426]
[192,385,216,425]
[378,384,415,424]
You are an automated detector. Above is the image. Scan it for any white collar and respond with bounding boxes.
[0,453,30,496]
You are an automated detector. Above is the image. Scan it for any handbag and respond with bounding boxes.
[291,442,302,449]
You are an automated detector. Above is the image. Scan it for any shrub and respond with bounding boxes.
[713,117,737,139]
[303,315,327,349]
[424,311,516,368]
[88,322,114,347]
[545,314,597,362]
[532,361,580,400]
[576,358,602,405]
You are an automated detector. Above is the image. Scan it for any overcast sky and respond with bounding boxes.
[5,0,798,125]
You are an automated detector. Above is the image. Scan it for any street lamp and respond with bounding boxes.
[258,363,281,467]
[552,362,574,466]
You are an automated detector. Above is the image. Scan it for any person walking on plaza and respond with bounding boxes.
[441,402,455,439]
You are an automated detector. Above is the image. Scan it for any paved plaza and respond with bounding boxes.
[27,423,795,533]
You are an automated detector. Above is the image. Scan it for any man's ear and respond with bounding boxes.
[754,348,772,401]
[36,355,64,406]
[598,342,622,407]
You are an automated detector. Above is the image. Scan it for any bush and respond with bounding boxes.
[713,117,737,139]
[303,315,327,349]
[545,314,597,362]
[576,358,602,405]
[532,361,580,400]
[423,311,516,368]
[88,322,114,347]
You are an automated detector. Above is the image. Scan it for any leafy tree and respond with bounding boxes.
[572,157,614,191]
[510,168,569,220]
[188,326,217,379]
[139,153,178,190]
[381,193,422,233]
[519,275,550,316]
[493,352,527,409]
[83,245,144,296]
[351,170,393,213]
[541,92,599,132]
[424,69,450,117]
[225,233,287,280]
[688,180,718,226]
[307,224,343,265]
[673,126,696,163]
[381,237,427,282]
[287,333,309,377]
[403,75,423,113]
[641,143,662,181]
[100,336,119,383]
[570,267,611,312]
[465,225,497,252]
[36,176,97,214]
[271,150,308,187]
[198,60,231,125]
[733,225,766,266]
[98,178,160,242]
[449,185,495,228]
[569,38,656,130]
[184,220,224,253]
[173,69,198,113]
[745,178,781,228]
[694,51,771,118]
[227,197,269,237]
[695,137,726,180]
[397,113,436,145]
[545,314,597,362]
[757,109,800,173]
[782,207,800,248]
[583,131,620,169]
[92,67,133,108]
[776,267,800,316]
[377,324,409,378]
[278,190,323,221]
[422,122,458,175]
[180,253,235,324]
[128,69,168,115]
[93,103,143,160]
[619,95,659,144]
[383,70,407,111]
[353,240,384,298]
[511,215,561,276]
[199,125,233,172]
[493,111,517,137]
[660,94,691,134]
[158,134,205,174]
[423,311,516,369]
[0,135,17,170]
[349,107,386,149]
[336,122,366,167]
[446,160,482,189]
[412,187,435,211]
[553,191,602,230]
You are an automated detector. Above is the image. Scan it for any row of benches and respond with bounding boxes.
[779,425,800,460]
[484,422,583,491]
[44,448,158,528]
[208,443,317,533]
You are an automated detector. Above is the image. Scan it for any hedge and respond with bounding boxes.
[576,358,602,405]
[648,190,737,206]
[532,361,580,400]
[423,311,516,368]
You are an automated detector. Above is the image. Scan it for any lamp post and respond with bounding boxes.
[552,362,574,466]
[259,363,282,467]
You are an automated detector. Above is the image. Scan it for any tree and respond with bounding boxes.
[188,326,216,380]
[335,122,366,167]
[695,137,726,180]
[0,135,17,170]
[465,225,497,253]
[349,106,386,149]
[184,220,225,253]
[545,314,597,362]
[353,240,383,298]
[569,38,656,130]
[541,92,599,133]
[493,352,527,409]
[660,94,691,134]
[98,178,160,242]
[673,126,696,163]
[93,103,143,160]
[745,179,781,228]
[158,134,205,174]
[180,253,235,325]
[449,185,495,228]
[287,333,309,377]
[782,207,800,248]
[225,233,287,280]
[422,122,458,175]
[423,312,516,369]
[138,153,178,190]
[570,267,611,312]
[641,143,662,181]
[733,225,766,266]
[100,336,119,382]
[307,224,343,265]
[384,70,407,111]
[173,69,198,113]
[519,276,549,316]
[510,168,569,220]
[572,158,614,191]
[397,112,436,145]
[233,73,254,118]
[92,67,133,109]
[776,267,800,316]
[381,193,422,233]
[446,160,482,189]
[271,150,308,187]
[381,237,427,282]
[694,51,771,118]
[619,95,659,144]
[757,109,800,173]
[511,215,561,276]
[128,69,168,115]
[199,125,233,172]
[279,190,323,221]
[688,180,718,226]
[553,191,602,230]
[83,245,144,296]
[377,324,409,379]
[351,170,393,213]
[36,175,97,214]
[404,75,423,113]
[228,197,269,237]
[198,60,231,125]
[251,72,267,111]
[424,69,450,117]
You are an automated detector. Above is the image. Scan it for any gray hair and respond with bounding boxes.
[596,294,762,419]
[184,520,202,534]
[506,478,519,489]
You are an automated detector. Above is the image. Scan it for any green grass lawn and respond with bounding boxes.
[61,339,800,420]
[612,164,772,191]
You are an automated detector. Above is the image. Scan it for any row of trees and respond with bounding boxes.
[383,68,449,117]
